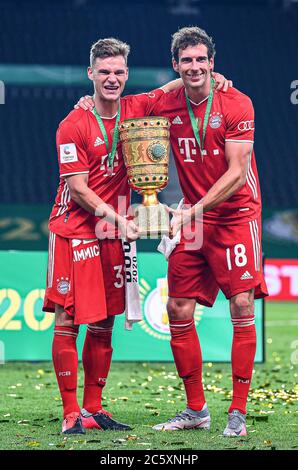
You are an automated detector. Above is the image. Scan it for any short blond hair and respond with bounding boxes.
[90,38,130,66]
[171,26,216,62]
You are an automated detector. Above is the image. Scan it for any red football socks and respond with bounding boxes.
[82,325,113,414]
[229,315,256,414]
[169,319,206,411]
[52,325,80,418]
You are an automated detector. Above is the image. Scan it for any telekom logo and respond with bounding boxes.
[100,152,119,174]
[178,138,197,162]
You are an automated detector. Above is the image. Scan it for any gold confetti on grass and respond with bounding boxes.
[264,440,273,446]
[201,376,298,408]
[206,384,226,394]
[27,441,40,447]
[144,403,156,409]
[127,435,138,441]
[250,387,298,403]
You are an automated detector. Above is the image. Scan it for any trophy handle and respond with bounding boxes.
[142,190,159,207]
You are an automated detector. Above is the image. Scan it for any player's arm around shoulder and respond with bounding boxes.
[160,78,183,93]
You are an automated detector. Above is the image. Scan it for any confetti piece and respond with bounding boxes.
[127,435,138,441]
[27,441,40,447]
[264,440,273,446]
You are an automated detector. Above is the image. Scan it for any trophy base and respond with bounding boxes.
[134,204,170,239]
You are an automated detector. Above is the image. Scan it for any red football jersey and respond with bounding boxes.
[49,89,164,238]
[148,86,261,225]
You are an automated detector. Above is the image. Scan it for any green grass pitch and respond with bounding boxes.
[0,302,297,451]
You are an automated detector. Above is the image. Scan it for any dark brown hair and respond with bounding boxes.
[171,26,216,62]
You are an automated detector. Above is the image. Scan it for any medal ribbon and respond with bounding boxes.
[92,103,121,170]
[185,78,214,156]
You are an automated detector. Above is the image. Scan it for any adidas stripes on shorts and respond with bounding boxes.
[168,217,268,305]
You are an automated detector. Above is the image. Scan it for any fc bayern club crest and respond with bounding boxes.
[56,277,70,295]
[209,112,223,129]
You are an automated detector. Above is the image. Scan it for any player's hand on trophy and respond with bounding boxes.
[74,95,95,110]
[212,72,233,92]
[119,218,140,243]
[166,206,192,238]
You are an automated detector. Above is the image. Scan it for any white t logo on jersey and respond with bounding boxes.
[100,151,119,175]
[178,138,197,162]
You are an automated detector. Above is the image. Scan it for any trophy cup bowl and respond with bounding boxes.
[119,116,170,237]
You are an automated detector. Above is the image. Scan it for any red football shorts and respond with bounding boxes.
[168,217,268,306]
[43,232,125,324]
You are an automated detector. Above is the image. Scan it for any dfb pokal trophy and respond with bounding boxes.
[119,116,170,238]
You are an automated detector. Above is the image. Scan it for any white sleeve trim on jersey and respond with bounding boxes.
[61,171,89,177]
[225,139,254,143]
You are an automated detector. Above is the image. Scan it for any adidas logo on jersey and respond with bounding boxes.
[172,116,183,125]
[94,136,105,147]
[240,271,253,280]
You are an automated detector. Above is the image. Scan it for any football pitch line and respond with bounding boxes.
[265,320,298,326]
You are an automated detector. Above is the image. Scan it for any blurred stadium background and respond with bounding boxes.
[0,0,297,450]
